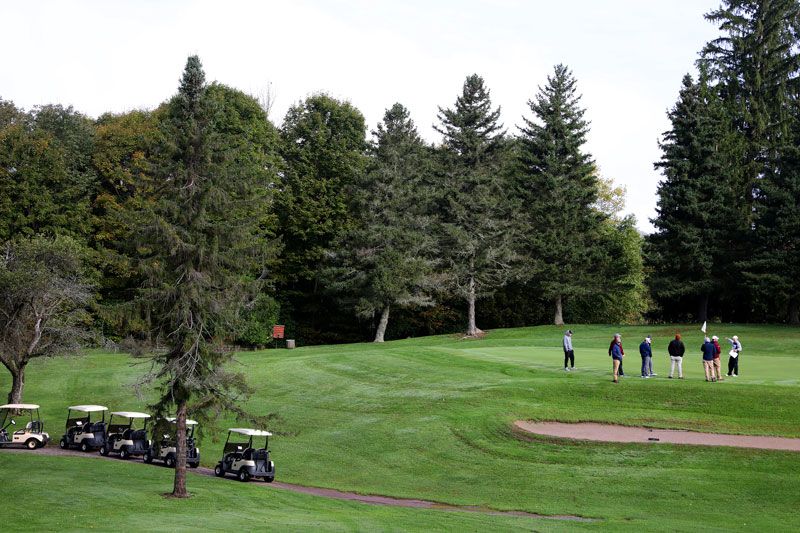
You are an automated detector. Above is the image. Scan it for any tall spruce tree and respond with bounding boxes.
[434,74,515,336]
[326,104,435,342]
[648,74,742,322]
[746,97,800,323]
[516,64,605,325]
[701,0,800,208]
[135,56,274,497]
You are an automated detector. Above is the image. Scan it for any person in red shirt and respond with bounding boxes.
[711,335,724,381]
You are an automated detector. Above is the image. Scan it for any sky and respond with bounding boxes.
[1,0,723,232]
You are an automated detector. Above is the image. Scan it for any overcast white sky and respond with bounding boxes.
[1,0,722,232]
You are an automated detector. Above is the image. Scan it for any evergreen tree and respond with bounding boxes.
[516,64,605,325]
[326,103,435,342]
[434,74,515,336]
[701,0,800,207]
[134,56,274,497]
[647,74,742,322]
[746,97,800,324]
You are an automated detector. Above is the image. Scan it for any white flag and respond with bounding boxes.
[701,321,707,333]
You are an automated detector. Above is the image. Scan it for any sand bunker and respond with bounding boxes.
[515,421,800,451]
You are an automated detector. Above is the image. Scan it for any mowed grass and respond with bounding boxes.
[2,324,799,532]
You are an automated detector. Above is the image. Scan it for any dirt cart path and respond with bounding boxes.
[0,446,593,521]
[515,421,800,451]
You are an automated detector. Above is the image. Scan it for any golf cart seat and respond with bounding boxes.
[243,448,254,460]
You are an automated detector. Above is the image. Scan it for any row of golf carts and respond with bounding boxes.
[0,403,275,482]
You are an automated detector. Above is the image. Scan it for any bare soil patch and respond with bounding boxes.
[515,421,800,451]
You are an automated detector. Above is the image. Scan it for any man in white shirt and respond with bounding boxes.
[563,330,575,371]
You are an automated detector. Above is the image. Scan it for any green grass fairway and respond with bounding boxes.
[2,324,799,531]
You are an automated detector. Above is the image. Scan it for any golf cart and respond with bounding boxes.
[59,405,108,452]
[142,417,200,468]
[214,428,275,482]
[0,404,50,449]
[100,412,151,459]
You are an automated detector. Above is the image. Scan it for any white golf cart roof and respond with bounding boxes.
[164,417,198,425]
[1,404,40,410]
[228,428,271,437]
[68,405,108,412]
[110,411,150,418]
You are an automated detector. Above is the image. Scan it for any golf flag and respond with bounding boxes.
[701,321,707,333]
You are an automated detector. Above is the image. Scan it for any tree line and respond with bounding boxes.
[1,1,799,370]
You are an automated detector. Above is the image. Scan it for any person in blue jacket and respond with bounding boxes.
[639,335,653,378]
[701,337,717,382]
[609,334,624,382]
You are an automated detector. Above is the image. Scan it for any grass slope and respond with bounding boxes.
[2,324,799,531]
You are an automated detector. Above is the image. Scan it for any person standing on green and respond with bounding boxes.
[668,334,685,378]
[563,329,575,371]
[639,335,653,378]
[725,335,742,377]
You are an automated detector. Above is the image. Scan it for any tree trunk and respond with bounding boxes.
[7,364,25,404]
[373,305,390,343]
[554,295,564,326]
[697,293,709,323]
[172,402,189,498]
[466,275,482,336]
[790,296,800,326]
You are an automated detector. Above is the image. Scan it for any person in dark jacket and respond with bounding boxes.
[609,334,624,382]
[701,337,717,382]
[608,334,626,376]
[639,336,653,378]
[668,334,685,379]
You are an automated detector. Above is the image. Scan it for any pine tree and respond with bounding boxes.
[746,98,800,324]
[135,56,274,497]
[434,74,515,336]
[647,74,742,322]
[516,64,605,325]
[326,104,435,342]
[701,0,800,208]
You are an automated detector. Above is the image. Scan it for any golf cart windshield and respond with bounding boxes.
[224,440,250,454]
[66,415,90,429]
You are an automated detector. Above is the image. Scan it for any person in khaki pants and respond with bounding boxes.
[701,337,717,382]
[711,336,724,381]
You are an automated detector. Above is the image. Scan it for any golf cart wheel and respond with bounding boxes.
[143,451,153,464]
[165,455,176,468]
[237,468,250,482]
[80,441,90,453]
[59,438,67,449]
[264,476,274,483]
[189,462,199,469]
[119,448,129,460]
[99,445,109,456]
[214,464,224,477]
[25,439,37,450]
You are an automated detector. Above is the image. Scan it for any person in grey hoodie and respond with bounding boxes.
[563,330,575,371]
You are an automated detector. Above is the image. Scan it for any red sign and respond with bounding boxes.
[273,325,285,339]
